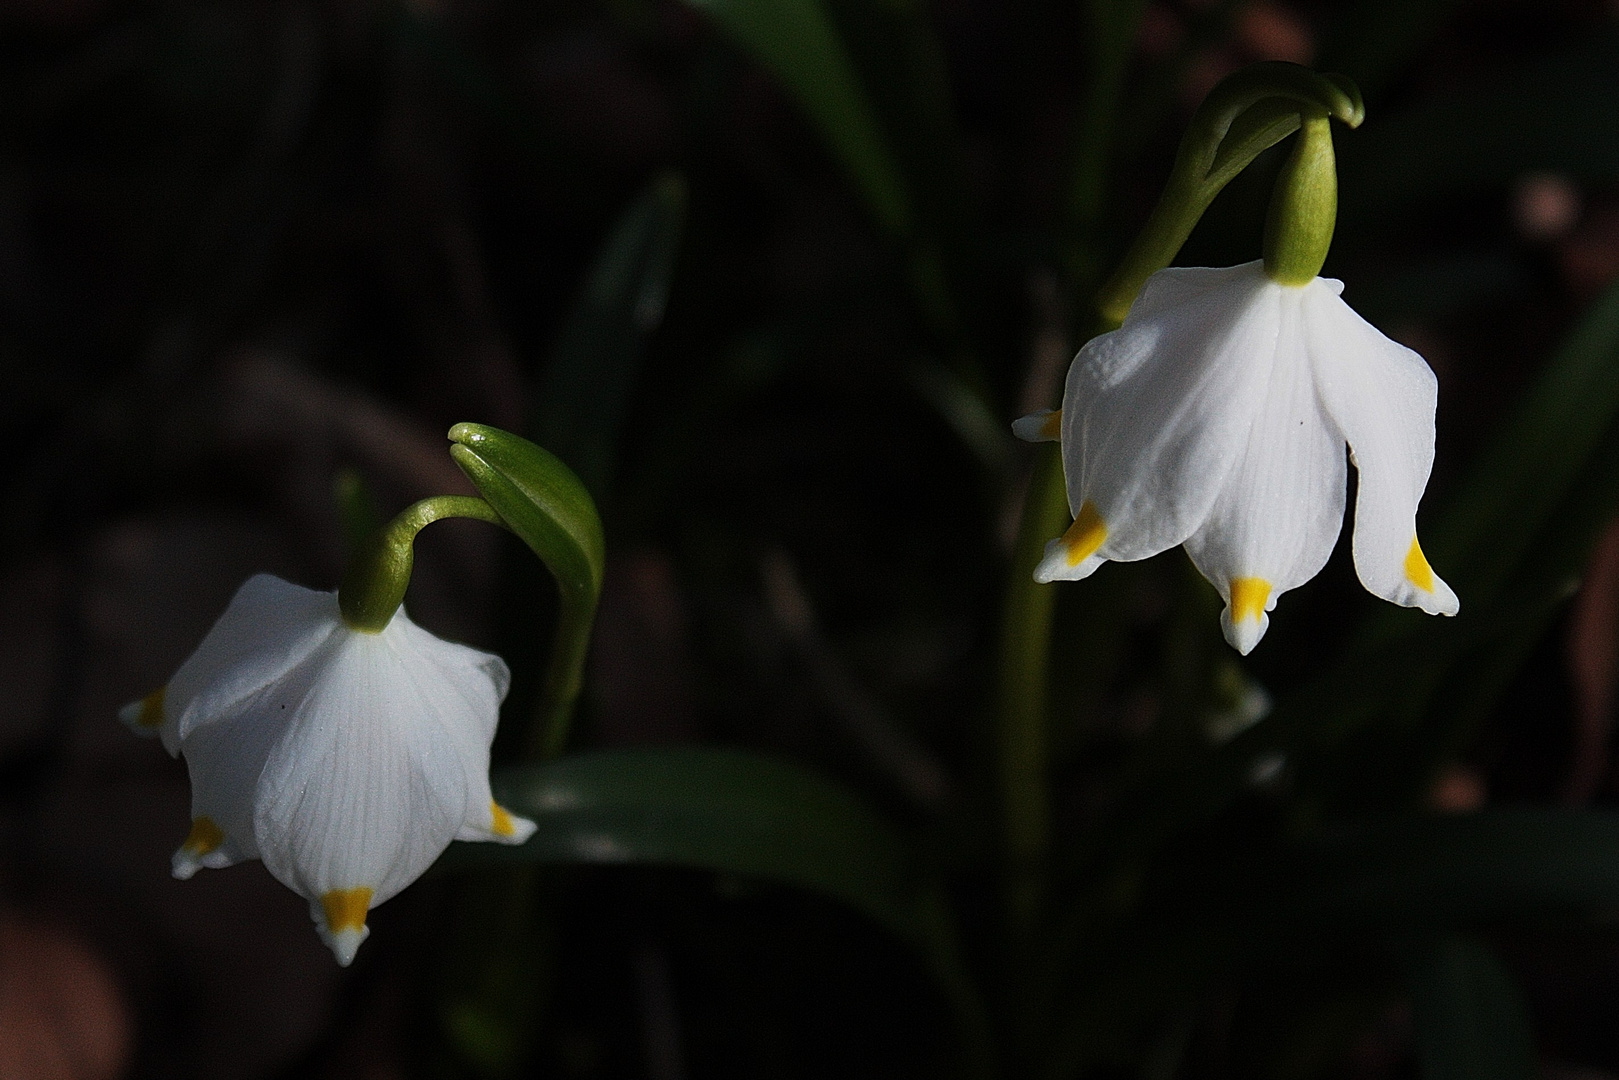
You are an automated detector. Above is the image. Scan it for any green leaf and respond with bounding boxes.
[442,746,997,1074]
[445,747,928,943]
[532,173,686,498]
[683,0,912,237]
[820,0,964,237]
[1406,935,1536,1080]
[448,423,604,757]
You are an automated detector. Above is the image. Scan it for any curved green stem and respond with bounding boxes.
[338,495,507,632]
[1095,63,1362,325]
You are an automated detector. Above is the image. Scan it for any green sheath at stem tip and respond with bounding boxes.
[338,496,507,633]
[1093,62,1362,326]
[1263,112,1337,285]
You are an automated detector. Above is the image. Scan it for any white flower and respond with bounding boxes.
[120,573,535,965]
[1017,260,1458,654]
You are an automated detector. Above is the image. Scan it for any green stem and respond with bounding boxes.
[997,446,1073,939]
[338,496,507,632]
[1094,63,1362,325]
[530,593,595,760]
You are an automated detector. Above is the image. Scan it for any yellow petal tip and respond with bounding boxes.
[321,887,373,935]
[121,688,166,730]
[1230,578,1272,624]
[182,816,225,856]
[1062,501,1107,567]
[1404,536,1436,593]
[490,802,516,837]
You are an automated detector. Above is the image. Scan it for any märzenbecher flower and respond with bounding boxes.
[121,573,535,965]
[1016,260,1458,654]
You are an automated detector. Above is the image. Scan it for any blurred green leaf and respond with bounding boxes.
[1339,33,1619,227]
[1406,934,1535,1080]
[532,172,686,498]
[449,423,604,757]
[683,0,912,237]
[445,747,930,944]
[443,746,995,1075]
[821,0,963,235]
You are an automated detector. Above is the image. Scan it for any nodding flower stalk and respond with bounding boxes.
[121,425,604,965]
[1019,63,1457,656]
[995,62,1369,945]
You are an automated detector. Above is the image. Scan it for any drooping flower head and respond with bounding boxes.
[1018,261,1457,653]
[123,573,535,965]
[120,427,605,966]
[1017,82,1457,653]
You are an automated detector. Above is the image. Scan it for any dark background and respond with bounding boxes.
[3,0,1619,1077]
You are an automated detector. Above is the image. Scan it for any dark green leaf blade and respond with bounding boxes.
[1407,935,1536,1080]
[533,173,686,498]
[683,0,912,237]
[444,747,996,1074]
[446,747,927,945]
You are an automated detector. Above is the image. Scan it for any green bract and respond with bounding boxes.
[449,422,606,758]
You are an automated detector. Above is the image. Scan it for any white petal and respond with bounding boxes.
[165,574,341,751]
[118,690,170,744]
[1303,282,1459,616]
[458,800,538,845]
[252,621,505,908]
[170,815,252,879]
[1052,262,1284,575]
[1184,289,1347,654]
[1012,409,1062,443]
[176,653,325,858]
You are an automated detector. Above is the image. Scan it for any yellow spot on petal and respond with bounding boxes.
[135,688,165,729]
[182,816,225,856]
[1404,535,1436,593]
[491,802,517,837]
[1039,409,1062,440]
[1230,578,1272,624]
[321,888,373,934]
[1062,501,1107,567]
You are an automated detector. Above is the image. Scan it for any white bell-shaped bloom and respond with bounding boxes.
[120,573,535,965]
[1017,260,1458,654]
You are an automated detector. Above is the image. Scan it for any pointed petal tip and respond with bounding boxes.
[323,925,369,967]
[1220,609,1270,656]
[488,802,537,845]
[119,689,166,737]
[1033,538,1102,583]
[1012,410,1061,443]
[316,888,374,966]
